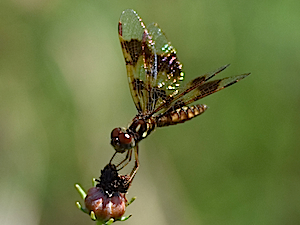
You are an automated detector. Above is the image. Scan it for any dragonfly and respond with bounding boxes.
[110,9,250,180]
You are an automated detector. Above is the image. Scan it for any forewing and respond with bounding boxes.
[119,9,148,113]
[145,23,185,113]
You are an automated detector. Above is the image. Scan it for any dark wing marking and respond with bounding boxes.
[180,73,250,107]
[119,10,185,115]
[119,9,148,113]
[152,64,231,115]
[119,9,250,117]
[160,72,250,116]
[145,23,185,113]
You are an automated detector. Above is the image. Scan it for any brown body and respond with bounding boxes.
[110,9,250,180]
[156,104,207,127]
[128,115,156,143]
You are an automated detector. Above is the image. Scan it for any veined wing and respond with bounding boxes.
[119,9,250,117]
[119,9,149,113]
[119,9,185,115]
[152,66,250,115]
[145,23,185,113]
[180,73,250,106]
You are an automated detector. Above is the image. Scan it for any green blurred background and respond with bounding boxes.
[1,0,299,224]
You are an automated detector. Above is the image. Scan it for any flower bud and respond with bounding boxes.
[85,187,127,221]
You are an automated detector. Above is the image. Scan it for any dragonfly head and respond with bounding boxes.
[111,127,135,153]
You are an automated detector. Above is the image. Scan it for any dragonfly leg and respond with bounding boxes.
[127,146,139,184]
[116,149,132,171]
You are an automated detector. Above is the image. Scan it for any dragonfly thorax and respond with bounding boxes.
[128,116,156,143]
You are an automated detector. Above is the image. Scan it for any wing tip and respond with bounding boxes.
[223,73,250,88]
[239,72,251,80]
[121,8,137,15]
[120,9,139,21]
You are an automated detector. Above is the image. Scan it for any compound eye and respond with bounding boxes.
[111,128,122,139]
[119,133,133,145]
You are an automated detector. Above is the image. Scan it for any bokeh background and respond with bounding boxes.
[1,0,299,224]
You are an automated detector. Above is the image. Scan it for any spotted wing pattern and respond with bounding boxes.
[119,9,250,127]
[155,70,250,127]
[145,23,185,112]
[118,9,184,115]
[118,9,147,113]
[153,65,250,116]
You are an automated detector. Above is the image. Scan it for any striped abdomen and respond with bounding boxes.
[156,104,208,127]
